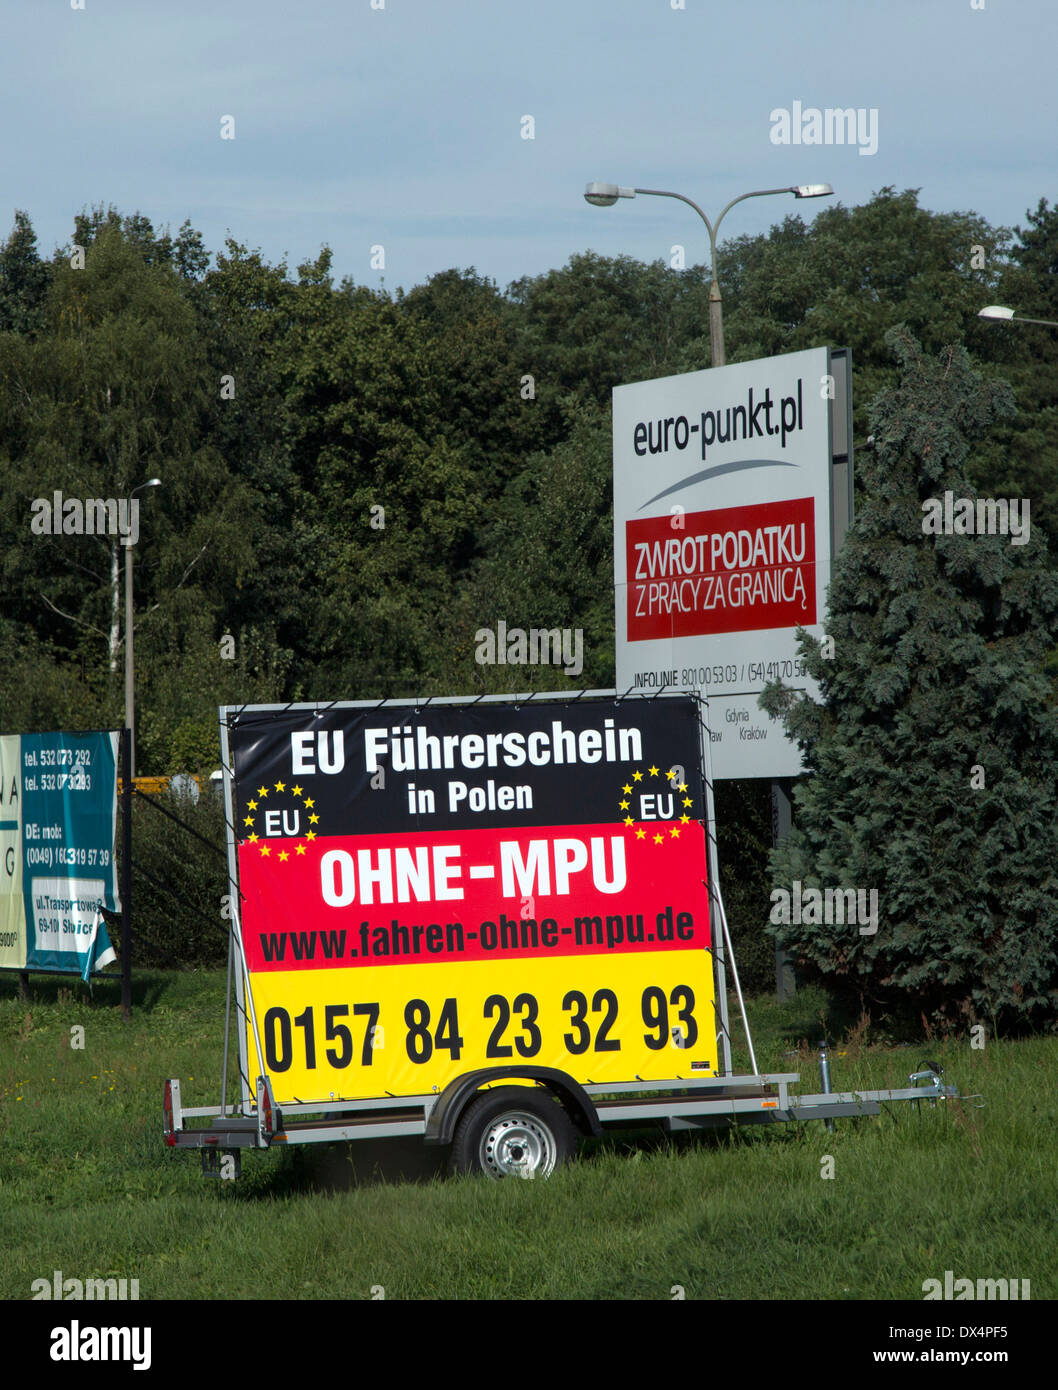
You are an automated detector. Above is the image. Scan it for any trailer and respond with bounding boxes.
[163,691,959,1179]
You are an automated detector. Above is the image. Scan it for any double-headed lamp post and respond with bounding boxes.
[124,478,161,779]
[585,178,833,1003]
[584,181,833,366]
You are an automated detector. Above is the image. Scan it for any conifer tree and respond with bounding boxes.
[761,328,1058,1030]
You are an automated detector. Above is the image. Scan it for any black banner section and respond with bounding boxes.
[227,695,705,838]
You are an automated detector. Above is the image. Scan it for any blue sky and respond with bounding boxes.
[3,0,1055,293]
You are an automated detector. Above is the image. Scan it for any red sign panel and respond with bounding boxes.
[239,821,710,972]
[625,497,817,640]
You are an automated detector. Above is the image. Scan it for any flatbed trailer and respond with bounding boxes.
[163,691,960,1180]
[165,1063,958,1179]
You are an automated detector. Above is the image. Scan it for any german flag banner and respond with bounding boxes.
[226,695,716,1102]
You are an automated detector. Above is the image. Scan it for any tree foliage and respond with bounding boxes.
[1,193,1056,1009]
[761,330,1058,1030]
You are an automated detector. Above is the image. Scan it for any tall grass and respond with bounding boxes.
[1,969,1053,1300]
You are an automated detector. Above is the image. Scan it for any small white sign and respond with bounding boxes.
[31,876,110,962]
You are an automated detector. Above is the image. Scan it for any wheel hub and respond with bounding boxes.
[479,1112,557,1179]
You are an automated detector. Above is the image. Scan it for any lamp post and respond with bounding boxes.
[978,305,1058,330]
[584,181,833,366]
[585,178,833,1002]
[124,478,161,779]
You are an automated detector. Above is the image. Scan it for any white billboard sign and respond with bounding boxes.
[613,346,841,779]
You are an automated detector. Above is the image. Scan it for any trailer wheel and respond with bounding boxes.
[449,1087,577,1179]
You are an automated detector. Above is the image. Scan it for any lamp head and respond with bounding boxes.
[584,181,636,207]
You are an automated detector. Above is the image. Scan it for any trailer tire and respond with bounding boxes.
[449,1087,577,1179]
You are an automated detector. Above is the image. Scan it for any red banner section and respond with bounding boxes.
[625,496,817,640]
[239,821,711,971]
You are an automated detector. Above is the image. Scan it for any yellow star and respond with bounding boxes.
[622,783,632,795]
[247,798,257,810]
[680,814,691,824]
[278,850,289,862]
[243,815,254,828]
[260,844,271,857]
[247,833,258,844]
[633,770,643,782]
[666,769,676,781]
[304,797,315,809]
[623,816,634,827]
[648,765,659,776]
[653,833,663,845]
[291,784,303,797]
[257,786,268,798]
[306,830,317,842]
[309,813,320,824]
[295,844,306,856]
[274,780,286,793]
[635,827,646,840]
[669,825,681,838]
[678,782,687,792]
[619,799,629,811]
[682,797,693,808]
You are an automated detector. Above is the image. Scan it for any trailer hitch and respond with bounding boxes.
[909,1059,942,1084]
[908,1059,944,1102]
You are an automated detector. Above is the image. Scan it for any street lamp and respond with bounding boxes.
[978,305,1058,329]
[124,477,161,779]
[585,178,833,1005]
[584,181,834,366]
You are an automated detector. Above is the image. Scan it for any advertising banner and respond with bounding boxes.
[613,346,836,779]
[0,731,120,978]
[226,695,716,1103]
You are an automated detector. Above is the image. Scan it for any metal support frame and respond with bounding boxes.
[698,698,758,1077]
[165,1064,959,1151]
[120,726,133,1019]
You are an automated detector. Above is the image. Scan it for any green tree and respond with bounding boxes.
[0,219,254,760]
[399,266,540,466]
[0,210,52,336]
[254,262,491,697]
[193,238,305,647]
[761,329,1058,1031]
[719,187,1010,427]
[72,203,209,279]
[969,197,1058,548]
[454,398,616,693]
[508,251,711,439]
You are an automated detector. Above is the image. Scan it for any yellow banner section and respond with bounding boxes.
[0,735,25,969]
[245,950,718,1103]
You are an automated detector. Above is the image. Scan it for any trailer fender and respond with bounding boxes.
[425,1066,602,1145]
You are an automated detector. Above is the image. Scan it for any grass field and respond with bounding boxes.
[1,968,1054,1301]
